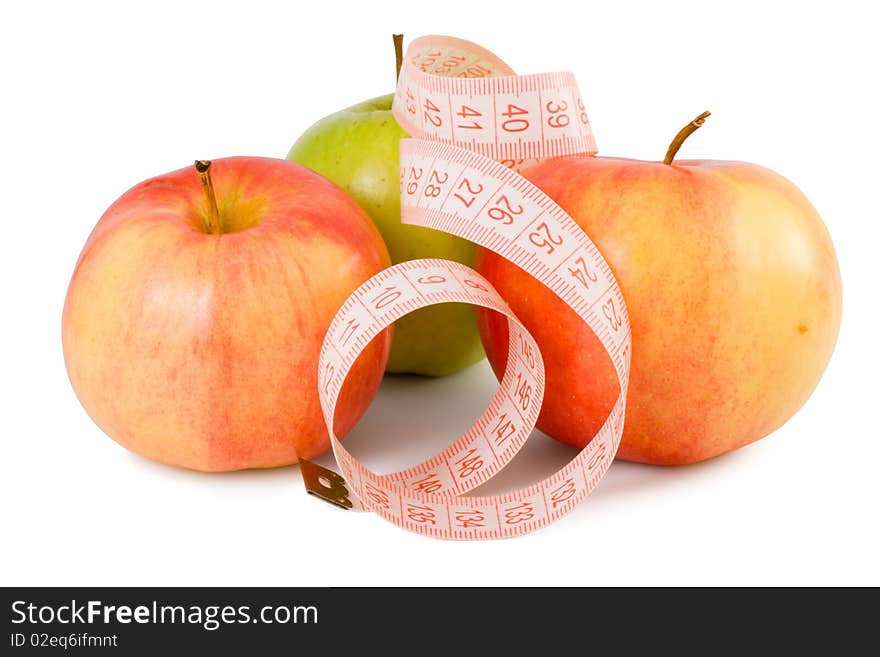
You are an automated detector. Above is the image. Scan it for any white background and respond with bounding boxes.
[2,0,877,586]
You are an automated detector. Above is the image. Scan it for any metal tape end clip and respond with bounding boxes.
[299,459,354,510]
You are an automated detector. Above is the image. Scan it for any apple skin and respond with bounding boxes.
[62,156,391,471]
[476,156,842,465]
[287,94,485,376]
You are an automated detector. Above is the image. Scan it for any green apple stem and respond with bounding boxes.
[194,160,221,235]
[393,34,404,81]
[663,111,711,165]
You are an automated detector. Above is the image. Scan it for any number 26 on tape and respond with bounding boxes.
[487,194,523,225]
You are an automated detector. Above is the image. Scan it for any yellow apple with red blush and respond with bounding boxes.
[476,114,842,465]
[62,156,391,471]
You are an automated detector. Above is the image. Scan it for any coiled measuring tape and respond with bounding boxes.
[302,35,631,539]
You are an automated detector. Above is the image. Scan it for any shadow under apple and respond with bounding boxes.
[126,359,762,515]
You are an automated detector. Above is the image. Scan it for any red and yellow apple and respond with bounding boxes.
[476,116,842,465]
[62,156,391,471]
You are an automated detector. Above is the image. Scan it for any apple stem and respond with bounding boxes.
[663,111,711,165]
[194,160,221,235]
[393,34,404,81]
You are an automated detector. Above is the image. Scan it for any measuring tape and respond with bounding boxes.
[302,35,631,539]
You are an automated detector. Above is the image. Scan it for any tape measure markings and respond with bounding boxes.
[319,259,544,501]
[308,35,631,539]
[394,36,597,164]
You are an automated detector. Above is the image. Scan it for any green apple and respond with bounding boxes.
[287,94,485,376]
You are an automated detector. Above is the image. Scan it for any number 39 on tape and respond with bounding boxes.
[301,35,631,540]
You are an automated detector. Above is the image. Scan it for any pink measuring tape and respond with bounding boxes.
[301,35,632,539]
